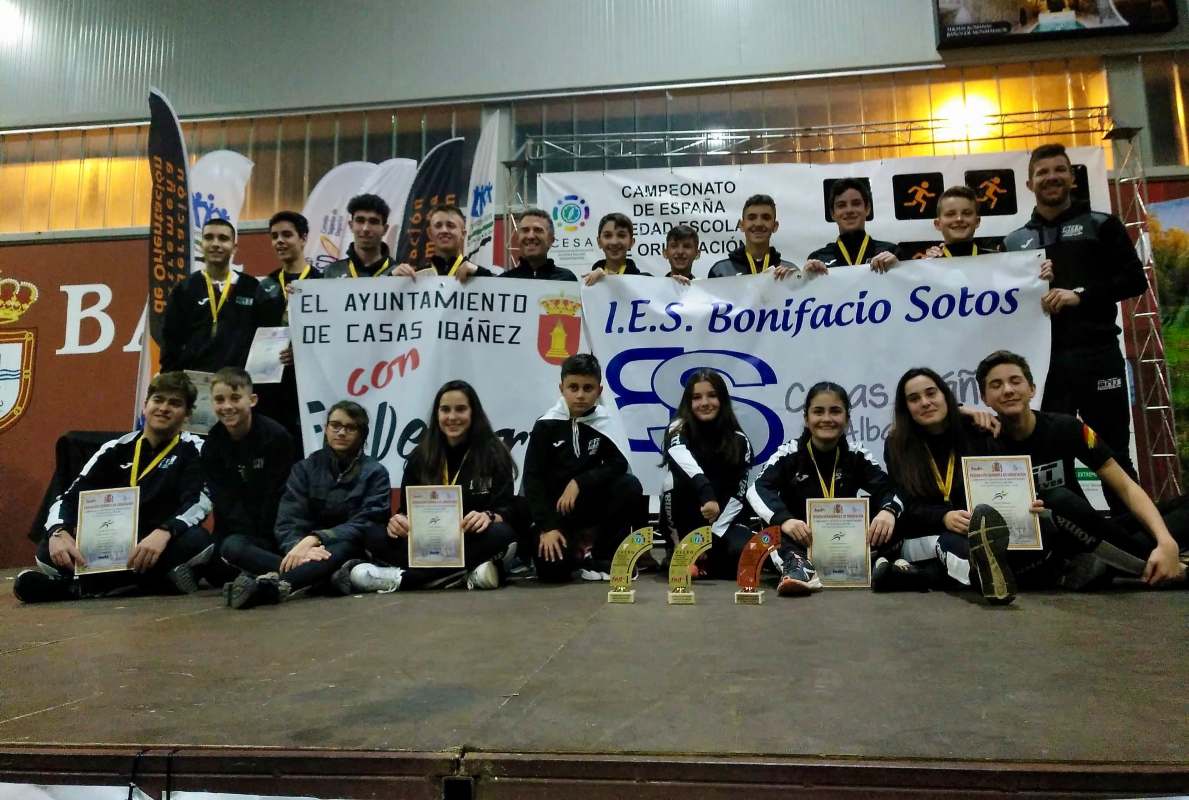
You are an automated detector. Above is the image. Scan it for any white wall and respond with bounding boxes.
[2,0,1187,129]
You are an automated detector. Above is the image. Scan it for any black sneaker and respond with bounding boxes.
[968,506,1016,605]
[168,563,200,595]
[227,572,283,610]
[777,553,822,596]
[871,557,931,593]
[330,558,364,596]
[1058,552,1112,591]
[13,570,77,604]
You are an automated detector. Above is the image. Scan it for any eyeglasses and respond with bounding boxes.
[327,421,360,434]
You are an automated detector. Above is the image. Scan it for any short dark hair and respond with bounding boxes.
[202,218,236,238]
[666,224,699,245]
[147,371,197,412]
[976,350,1035,394]
[829,178,872,209]
[269,210,309,238]
[597,212,634,237]
[327,399,370,443]
[517,207,554,235]
[428,203,466,225]
[347,193,391,225]
[937,184,978,214]
[211,366,253,393]
[1027,143,1071,178]
[561,353,602,383]
[742,194,777,216]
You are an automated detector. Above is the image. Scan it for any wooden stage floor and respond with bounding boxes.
[1,569,1186,798]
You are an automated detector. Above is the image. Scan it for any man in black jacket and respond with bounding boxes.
[523,353,642,582]
[499,208,578,281]
[1002,143,1148,503]
[161,218,264,372]
[805,179,899,274]
[394,203,492,281]
[14,372,214,603]
[203,367,296,587]
[322,194,397,279]
[707,194,798,278]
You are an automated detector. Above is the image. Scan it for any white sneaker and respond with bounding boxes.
[466,560,501,590]
[349,563,403,593]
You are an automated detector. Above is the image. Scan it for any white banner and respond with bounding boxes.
[465,113,502,267]
[302,161,380,269]
[190,149,254,264]
[537,147,1109,276]
[290,276,590,484]
[292,252,1049,492]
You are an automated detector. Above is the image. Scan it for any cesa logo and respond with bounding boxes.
[604,347,785,464]
[552,194,590,233]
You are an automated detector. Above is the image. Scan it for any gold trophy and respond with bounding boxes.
[607,527,655,604]
[735,526,779,605]
[667,526,713,605]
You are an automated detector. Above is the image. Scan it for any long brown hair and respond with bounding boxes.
[666,370,747,466]
[412,380,515,485]
[885,367,967,497]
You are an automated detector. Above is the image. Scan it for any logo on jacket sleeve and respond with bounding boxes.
[538,296,581,365]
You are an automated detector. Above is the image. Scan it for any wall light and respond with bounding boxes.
[0,0,24,46]
[934,94,998,143]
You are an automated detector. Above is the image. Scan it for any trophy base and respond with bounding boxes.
[607,589,635,604]
[734,589,765,605]
[667,590,696,605]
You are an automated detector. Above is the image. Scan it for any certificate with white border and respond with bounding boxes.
[75,487,139,575]
[963,455,1043,550]
[406,485,465,568]
[807,497,870,588]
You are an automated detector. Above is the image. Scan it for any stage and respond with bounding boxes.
[1,569,1186,798]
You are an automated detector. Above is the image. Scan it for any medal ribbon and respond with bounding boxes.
[928,449,955,502]
[202,271,234,335]
[348,257,391,278]
[446,254,464,277]
[941,244,977,258]
[442,450,469,486]
[278,265,311,293]
[744,251,770,274]
[130,434,180,487]
[807,445,840,499]
[836,234,870,266]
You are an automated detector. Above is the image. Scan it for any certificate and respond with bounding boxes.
[244,326,290,384]
[963,456,1043,550]
[405,485,465,568]
[807,497,870,588]
[75,487,139,575]
[183,370,217,434]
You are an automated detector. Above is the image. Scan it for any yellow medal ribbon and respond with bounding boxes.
[202,271,234,336]
[807,444,840,499]
[941,244,977,258]
[442,450,469,486]
[927,449,955,502]
[130,434,180,487]
[348,257,391,278]
[445,254,464,277]
[836,234,870,266]
[611,261,627,275]
[744,251,770,275]
[278,265,311,293]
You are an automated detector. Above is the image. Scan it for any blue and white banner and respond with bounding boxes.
[190,149,254,264]
[292,251,1048,492]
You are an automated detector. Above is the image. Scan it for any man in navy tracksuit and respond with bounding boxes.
[1002,143,1148,510]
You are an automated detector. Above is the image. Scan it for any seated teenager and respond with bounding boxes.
[883,367,1016,601]
[747,381,904,597]
[661,370,755,578]
[524,353,643,582]
[347,380,519,592]
[226,401,390,609]
[499,208,578,281]
[394,203,492,282]
[805,179,898,274]
[583,212,651,285]
[707,194,798,279]
[976,350,1187,590]
[15,372,213,603]
[663,224,700,284]
[204,367,296,588]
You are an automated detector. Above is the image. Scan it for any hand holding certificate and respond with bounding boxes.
[75,487,140,575]
[405,485,465,568]
[963,456,1043,550]
[807,497,871,587]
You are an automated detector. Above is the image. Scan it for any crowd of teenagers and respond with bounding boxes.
[13,142,1188,607]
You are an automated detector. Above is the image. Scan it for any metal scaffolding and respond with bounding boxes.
[502,108,1180,500]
